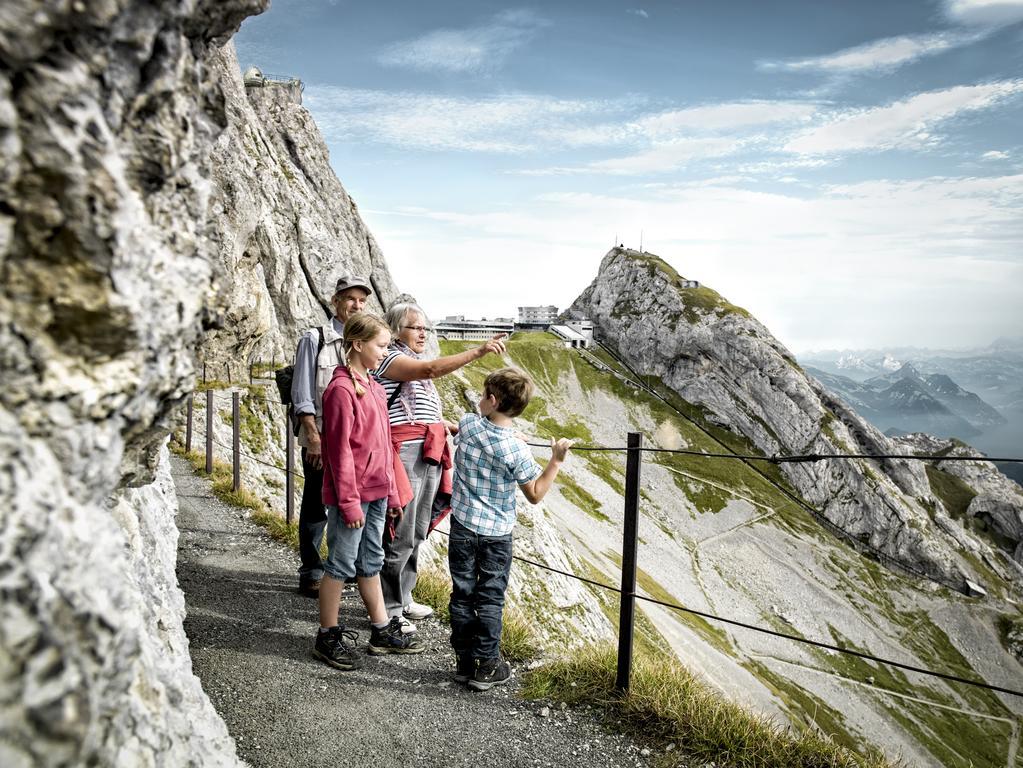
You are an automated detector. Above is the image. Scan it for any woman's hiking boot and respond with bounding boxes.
[312,625,361,671]
[468,657,511,691]
[368,617,426,655]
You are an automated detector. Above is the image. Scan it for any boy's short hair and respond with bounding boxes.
[484,367,534,417]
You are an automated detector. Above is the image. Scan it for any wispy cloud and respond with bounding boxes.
[377,9,549,74]
[761,1,1023,77]
[519,138,742,176]
[759,31,981,73]
[627,8,649,19]
[635,101,818,135]
[982,149,1011,160]
[783,80,1023,154]
[303,86,632,153]
[516,100,817,175]
[944,0,1023,26]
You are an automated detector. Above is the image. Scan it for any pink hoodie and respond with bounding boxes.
[320,366,398,524]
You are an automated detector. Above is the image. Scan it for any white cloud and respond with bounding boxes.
[304,86,626,153]
[760,31,979,73]
[377,9,548,73]
[982,149,1011,159]
[571,138,741,175]
[783,80,1023,155]
[635,101,817,135]
[944,0,1023,26]
[627,9,650,18]
[366,173,1023,349]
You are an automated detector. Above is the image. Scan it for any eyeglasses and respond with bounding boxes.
[402,325,434,334]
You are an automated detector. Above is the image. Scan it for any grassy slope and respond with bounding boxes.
[435,332,1017,768]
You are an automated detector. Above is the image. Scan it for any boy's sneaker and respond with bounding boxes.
[468,657,511,691]
[404,601,434,620]
[454,654,476,684]
[312,625,361,671]
[368,617,426,655]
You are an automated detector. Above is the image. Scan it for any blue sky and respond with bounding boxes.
[235,0,1023,353]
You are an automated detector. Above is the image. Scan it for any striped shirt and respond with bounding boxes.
[451,413,542,536]
[374,349,443,426]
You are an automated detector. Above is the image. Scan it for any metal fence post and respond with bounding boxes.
[185,393,193,453]
[205,390,214,474]
[615,431,643,693]
[232,391,241,493]
[285,405,295,525]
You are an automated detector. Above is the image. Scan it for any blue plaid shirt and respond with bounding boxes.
[451,413,542,536]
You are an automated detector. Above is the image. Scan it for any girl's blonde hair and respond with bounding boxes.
[342,312,390,396]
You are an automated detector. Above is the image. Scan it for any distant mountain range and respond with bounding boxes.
[800,340,1023,483]
[800,338,1023,414]
[804,363,1005,439]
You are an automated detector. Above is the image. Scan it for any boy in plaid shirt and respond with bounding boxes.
[449,367,573,690]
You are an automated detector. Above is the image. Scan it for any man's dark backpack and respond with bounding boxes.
[275,327,325,407]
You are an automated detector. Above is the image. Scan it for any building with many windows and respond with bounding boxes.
[516,305,559,330]
[434,315,515,341]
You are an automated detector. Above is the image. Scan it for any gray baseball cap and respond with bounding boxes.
[334,275,373,296]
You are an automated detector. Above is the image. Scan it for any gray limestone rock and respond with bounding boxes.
[201,43,399,368]
[1,1,267,765]
[567,247,1015,591]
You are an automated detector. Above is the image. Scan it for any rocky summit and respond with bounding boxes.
[568,246,1023,590]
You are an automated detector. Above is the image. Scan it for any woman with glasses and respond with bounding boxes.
[374,302,507,631]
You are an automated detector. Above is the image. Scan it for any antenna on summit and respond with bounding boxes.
[639,230,643,253]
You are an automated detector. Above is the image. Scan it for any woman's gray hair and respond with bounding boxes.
[384,302,426,335]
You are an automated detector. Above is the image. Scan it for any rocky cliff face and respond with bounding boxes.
[201,43,399,369]
[567,247,1023,592]
[1,2,266,765]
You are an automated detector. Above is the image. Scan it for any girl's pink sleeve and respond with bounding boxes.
[325,390,364,524]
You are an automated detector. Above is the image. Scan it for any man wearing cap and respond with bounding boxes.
[291,275,373,597]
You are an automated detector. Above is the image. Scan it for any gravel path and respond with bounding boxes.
[173,454,659,767]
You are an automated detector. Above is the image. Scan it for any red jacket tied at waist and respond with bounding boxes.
[390,422,452,534]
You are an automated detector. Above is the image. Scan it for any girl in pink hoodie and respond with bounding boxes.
[313,313,425,670]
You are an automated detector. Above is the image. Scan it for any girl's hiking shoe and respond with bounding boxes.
[368,617,426,655]
[313,625,361,670]
[454,654,476,683]
[468,658,511,691]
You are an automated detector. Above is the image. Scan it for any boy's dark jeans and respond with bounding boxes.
[448,517,513,660]
[298,448,327,584]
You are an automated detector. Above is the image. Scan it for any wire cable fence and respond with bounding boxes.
[181,377,1023,700]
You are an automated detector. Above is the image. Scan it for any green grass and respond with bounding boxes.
[924,465,977,520]
[521,644,894,768]
[557,472,610,522]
